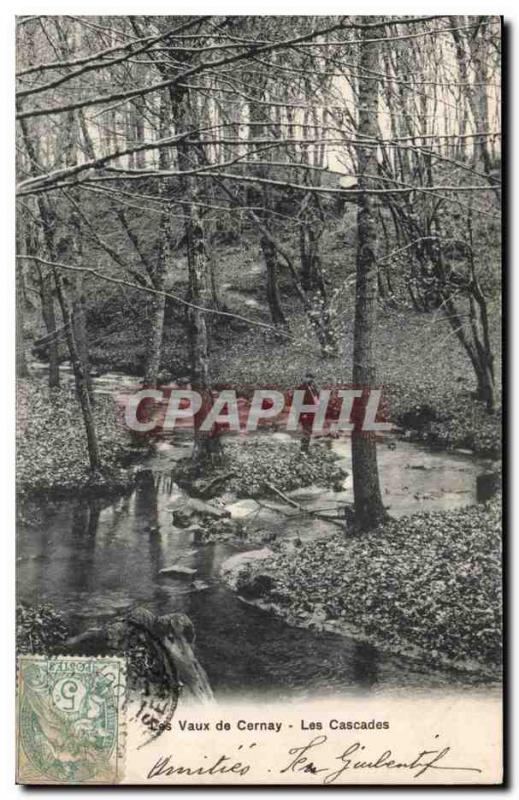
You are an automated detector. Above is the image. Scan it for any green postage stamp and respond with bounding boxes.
[17,655,126,784]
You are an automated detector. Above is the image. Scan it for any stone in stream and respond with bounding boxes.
[476,471,501,503]
[171,497,231,528]
[190,472,235,499]
[172,508,195,528]
[134,466,155,483]
[179,549,199,559]
[220,547,274,591]
[191,580,210,592]
[159,565,197,578]
[188,498,231,518]
[168,483,187,506]
[286,485,326,501]
[226,498,261,519]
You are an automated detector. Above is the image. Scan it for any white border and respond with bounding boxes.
[1,5,513,798]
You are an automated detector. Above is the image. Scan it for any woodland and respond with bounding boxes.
[16,16,502,681]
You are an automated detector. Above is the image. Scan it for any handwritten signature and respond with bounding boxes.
[280,735,483,782]
[147,735,482,782]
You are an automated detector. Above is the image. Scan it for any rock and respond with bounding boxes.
[155,441,174,454]
[157,369,173,384]
[191,580,210,592]
[220,547,274,590]
[191,471,235,499]
[167,446,193,462]
[219,491,238,505]
[187,523,204,533]
[188,498,231,519]
[477,472,501,503]
[270,432,293,444]
[168,483,186,507]
[226,498,261,519]
[286,485,323,501]
[172,508,195,528]
[159,565,197,578]
[309,605,327,625]
[189,525,207,544]
[179,549,198,559]
[238,572,275,600]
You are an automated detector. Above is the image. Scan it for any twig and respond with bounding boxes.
[17,254,294,340]
[264,480,346,529]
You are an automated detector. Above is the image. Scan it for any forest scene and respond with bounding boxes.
[16,14,502,704]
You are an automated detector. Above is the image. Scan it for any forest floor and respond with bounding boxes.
[16,379,147,495]
[20,216,501,493]
[18,221,503,674]
[82,221,502,457]
[225,492,502,674]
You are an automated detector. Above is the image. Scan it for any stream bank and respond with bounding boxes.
[18,430,500,698]
[17,372,149,496]
[17,368,501,698]
[221,493,502,680]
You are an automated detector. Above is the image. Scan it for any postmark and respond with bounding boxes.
[17,655,126,784]
[125,610,183,749]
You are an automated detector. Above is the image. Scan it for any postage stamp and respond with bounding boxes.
[17,655,126,784]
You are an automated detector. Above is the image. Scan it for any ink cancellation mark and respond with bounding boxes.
[17,655,126,784]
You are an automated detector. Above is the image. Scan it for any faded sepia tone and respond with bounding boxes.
[16,14,502,785]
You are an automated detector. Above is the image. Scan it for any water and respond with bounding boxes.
[18,369,498,699]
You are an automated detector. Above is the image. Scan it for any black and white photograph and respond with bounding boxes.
[13,11,503,785]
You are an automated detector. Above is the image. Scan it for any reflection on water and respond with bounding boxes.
[19,370,497,697]
[18,451,496,700]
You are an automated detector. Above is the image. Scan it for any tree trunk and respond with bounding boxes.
[185,193,220,465]
[144,92,171,386]
[30,223,59,387]
[16,268,29,379]
[144,292,166,386]
[32,188,100,473]
[39,271,60,388]
[351,20,388,532]
[70,216,94,404]
[442,293,496,413]
[174,87,222,467]
[261,235,287,327]
[451,18,497,182]
[248,89,288,328]
[54,271,102,473]
[18,31,99,467]
[143,229,168,386]
[142,218,167,388]
[300,220,321,292]
[475,362,496,412]
[73,297,92,399]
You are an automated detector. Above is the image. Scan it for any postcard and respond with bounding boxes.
[15,12,503,785]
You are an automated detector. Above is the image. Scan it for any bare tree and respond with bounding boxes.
[351,19,388,531]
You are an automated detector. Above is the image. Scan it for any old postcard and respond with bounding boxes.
[15,13,503,785]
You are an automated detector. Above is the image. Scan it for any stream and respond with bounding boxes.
[18,367,498,700]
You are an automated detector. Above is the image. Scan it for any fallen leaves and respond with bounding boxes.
[17,378,137,493]
[239,496,502,668]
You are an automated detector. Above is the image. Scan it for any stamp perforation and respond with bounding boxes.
[16,654,127,785]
